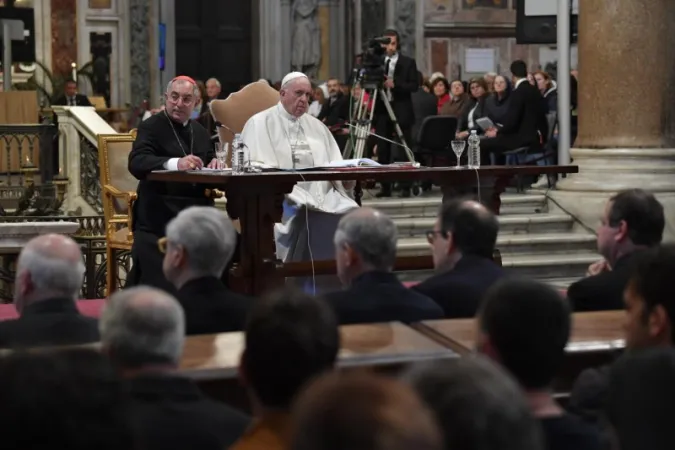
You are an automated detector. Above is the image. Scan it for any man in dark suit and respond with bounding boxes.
[52,79,93,106]
[100,286,249,450]
[127,76,220,293]
[0,234,99,348]
[162,206,250,335]
[374,29,418,198]
[413,199,504,318]
[325,207,443,324]
[482,60,547,163]
[411,71,437,146]
[318,77,351,150]
[567,189,665,312]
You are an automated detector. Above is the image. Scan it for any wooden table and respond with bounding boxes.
[179,321,456,409]
[413,311,625,393]
[148,165,578,295]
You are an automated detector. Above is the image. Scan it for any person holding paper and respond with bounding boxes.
[127,76,219,293]
[241,71,358,268]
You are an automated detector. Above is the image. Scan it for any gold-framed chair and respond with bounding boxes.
[97,130,138,296]
[209,80,279,167]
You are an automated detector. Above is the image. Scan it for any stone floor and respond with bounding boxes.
[361,187,599,289]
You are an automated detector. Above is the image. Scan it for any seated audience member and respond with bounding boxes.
[162,206,249,334]
[318,78,350,149]
[484,71,497,91]
[308,84,327,118]
[484,74,513,127]
[569,244,675,438]
[232,287,340,450]
[411,70,438,145]
[477,279,602,450]
[291,372,442,450]
[52,79,93,106]
[100,286,249,450]
[534,71,558,113]
[567,189,665,311]
[413,199,504,318]
[439,79,470,118]
[608,348,675,450]
[455,77,490,139]
[404,357,543,450]
[0,349,133,450]
[481,60,548,164]
[0,234,98,348]
[431,76,451,113]
[325,208,443,324]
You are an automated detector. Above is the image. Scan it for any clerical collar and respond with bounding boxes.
[277,102,301,122]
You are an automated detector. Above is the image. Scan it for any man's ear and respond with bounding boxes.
[345,243,359,267]
[445,231,455,256]
[649,304,671,340]
[615,219,629,243]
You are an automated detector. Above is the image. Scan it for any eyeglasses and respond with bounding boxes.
[425,230,448,244]
[157,237,168,253]
[168,93,194,105]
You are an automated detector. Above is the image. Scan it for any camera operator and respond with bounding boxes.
[373,29,419,198]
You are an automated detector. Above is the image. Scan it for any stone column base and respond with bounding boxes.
[548,148,675,242]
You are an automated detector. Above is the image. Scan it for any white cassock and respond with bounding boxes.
[241,102,359,263]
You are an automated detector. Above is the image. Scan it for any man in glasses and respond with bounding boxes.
[412,199,504,318]
[128,76,220,293]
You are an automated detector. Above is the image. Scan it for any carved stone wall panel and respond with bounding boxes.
[362,0,385,44]
[424,0,514,22]
[394,0,416,58]
[129,0,151,108]
[51,0,78,76]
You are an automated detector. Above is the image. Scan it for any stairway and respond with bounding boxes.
[361,190,599,289]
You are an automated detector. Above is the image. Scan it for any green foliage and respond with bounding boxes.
[11,61,95,106]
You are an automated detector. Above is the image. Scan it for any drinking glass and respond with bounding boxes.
[215,142,228,169]
[451,140,466,168]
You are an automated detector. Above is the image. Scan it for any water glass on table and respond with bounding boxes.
[215,142,228,169]
[451,140,466,168]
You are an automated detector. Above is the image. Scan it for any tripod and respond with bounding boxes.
[343,80,416,164]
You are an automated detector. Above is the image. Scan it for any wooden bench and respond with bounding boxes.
[179,321,457,410]
[412,310,625,394]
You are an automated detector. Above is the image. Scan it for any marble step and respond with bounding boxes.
[396,232,597,257]
[362,193,547,218]
[393,213,574,238]
[396,252,599,284]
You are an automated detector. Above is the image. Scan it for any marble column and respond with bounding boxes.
[159,0,176,90]
[129,0,151,108]
[318,0,331,80]
[550,0,675,241]
[281,0,293,78]
[329,0,346,79]
[385,0,395,29]
[259,0,284,81]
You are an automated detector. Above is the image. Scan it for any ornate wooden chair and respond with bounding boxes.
[209,80,279,166]
[97,130,138,296]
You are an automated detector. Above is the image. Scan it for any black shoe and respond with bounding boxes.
[412,185,421,196]
[375,190,392,198]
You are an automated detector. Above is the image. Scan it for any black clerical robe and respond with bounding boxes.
[127,112,215,293]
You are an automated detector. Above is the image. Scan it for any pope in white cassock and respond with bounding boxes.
[241,72,359,270]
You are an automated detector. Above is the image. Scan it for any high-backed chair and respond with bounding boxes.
[97,130,138,296]
[209,80,280,166]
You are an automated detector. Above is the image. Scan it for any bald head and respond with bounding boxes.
[14,234,85,311]
[334,207,398,282]
[100,286,185,369]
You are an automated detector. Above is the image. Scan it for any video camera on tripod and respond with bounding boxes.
[345,35,416,164]
[357,36,391,90]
